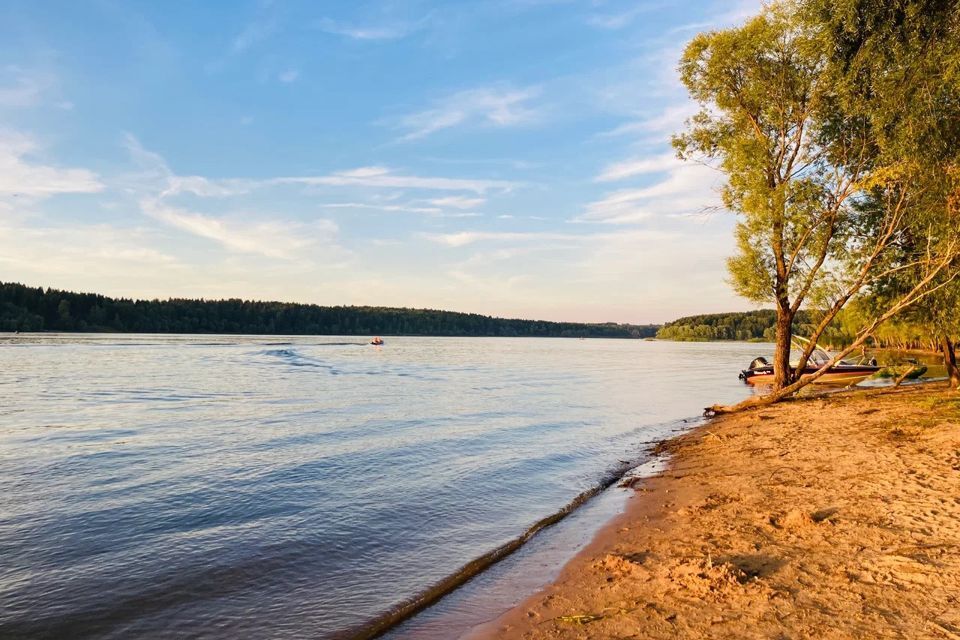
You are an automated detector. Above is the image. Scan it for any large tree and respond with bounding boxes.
[815,0,960,390]
[675,3,865,393]
[675,1,960,411]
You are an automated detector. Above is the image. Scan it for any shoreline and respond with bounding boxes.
[468,382,960,639]
[354,458,643,640]
[375,415,706,639]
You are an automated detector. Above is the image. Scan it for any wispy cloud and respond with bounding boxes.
[598,102,699,140]
[141,198,338,260]
[119,137,347,261]
[204,3,282,73]
[321,201,482,218]
[594,152,681,182]
[122,134,254,197]
[423,228,680,254]
[2,0,760,320]
[579,163,722,224]
[316,17,422,41]
[428,195,486,209]
[124,136,518,197]
[586,2,670,30]
[231,16,278,54]
[0,218,182,282]
[120,137,514,259]
[0,131,104,197]
[278,68,300,83]
[424,230,583,248]
[501,0,579,9]
[393,86,542,141]
[323,202,441,215]
[273,166,517,193]
[415,155,540,171]
[711,0,765,27]
[0,66,53,108]
[0,215,357,303]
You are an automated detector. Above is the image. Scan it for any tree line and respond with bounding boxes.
[674,0,960,409]
[655,310,859,344]
[0,282,659,339]
[656,310,808,342]
[656,308,945,352]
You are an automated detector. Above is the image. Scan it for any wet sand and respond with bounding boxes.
[470,383,960,639]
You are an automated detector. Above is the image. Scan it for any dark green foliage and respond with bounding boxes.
[0,282,659,339]
[657,310,819,342]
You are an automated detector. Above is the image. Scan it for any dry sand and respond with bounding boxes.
[470,383,960,639]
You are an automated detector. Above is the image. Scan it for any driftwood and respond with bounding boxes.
[893,365,920,388]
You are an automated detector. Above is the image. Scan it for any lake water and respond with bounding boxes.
[0,335,758,638]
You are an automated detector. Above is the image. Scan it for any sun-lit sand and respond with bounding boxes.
[470,383,960,639]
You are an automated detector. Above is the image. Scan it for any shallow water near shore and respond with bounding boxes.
[0,335,758,638]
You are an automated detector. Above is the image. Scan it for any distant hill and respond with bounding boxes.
[0,282,659,339]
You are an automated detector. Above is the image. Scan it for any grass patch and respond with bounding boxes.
[913,395,960,418]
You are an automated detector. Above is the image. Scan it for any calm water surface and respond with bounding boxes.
[0,335,758,638]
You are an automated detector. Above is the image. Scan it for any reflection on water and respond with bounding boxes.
[0,335,757,638]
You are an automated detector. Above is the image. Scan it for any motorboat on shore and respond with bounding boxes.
[739,337,880,386]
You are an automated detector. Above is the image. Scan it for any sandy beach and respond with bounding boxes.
[470,383,960,639]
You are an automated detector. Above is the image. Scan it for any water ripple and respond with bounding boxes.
[0,335,758,638]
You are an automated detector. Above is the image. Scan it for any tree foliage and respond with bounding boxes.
[675,0,960,408]
[0,282,659,339]
[657,310,819,342]
[675,3,876,391]
[813,0,960,387]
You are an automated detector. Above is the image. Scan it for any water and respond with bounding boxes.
[383,456,670,640]
[0,335,758,639]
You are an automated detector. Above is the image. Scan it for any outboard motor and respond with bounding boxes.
[739,356,770,381]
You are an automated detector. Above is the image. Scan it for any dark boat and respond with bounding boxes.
[740,337,880,386]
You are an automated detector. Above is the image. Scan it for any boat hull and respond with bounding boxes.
[740,364,880,386]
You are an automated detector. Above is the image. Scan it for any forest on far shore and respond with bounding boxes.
[658,309,945,352]
[1,282,946,350]
[657,310,786,342]
[0,282,658,339]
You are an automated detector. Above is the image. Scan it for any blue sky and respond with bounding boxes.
[0,0,760,323]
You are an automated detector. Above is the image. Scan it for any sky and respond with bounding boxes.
[0,0,763,324]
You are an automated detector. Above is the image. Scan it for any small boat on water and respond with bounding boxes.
[740,337,880,386]
[370,336,384,346]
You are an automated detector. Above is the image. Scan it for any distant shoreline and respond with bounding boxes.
[0,282,658,339]
[2,330,649,340]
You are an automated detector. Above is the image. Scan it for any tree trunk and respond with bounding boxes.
[943,335,960,390]
[772,307,795,391]
[893,365,918,388]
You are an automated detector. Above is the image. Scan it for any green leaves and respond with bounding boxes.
[674,5,841,308]
[673,0,960,395]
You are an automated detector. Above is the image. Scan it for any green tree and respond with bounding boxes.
[56,299,71,327]
[0,281,661,339]
[674,4,872,393]
[675,2,960,410]
[813,0,960,389]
